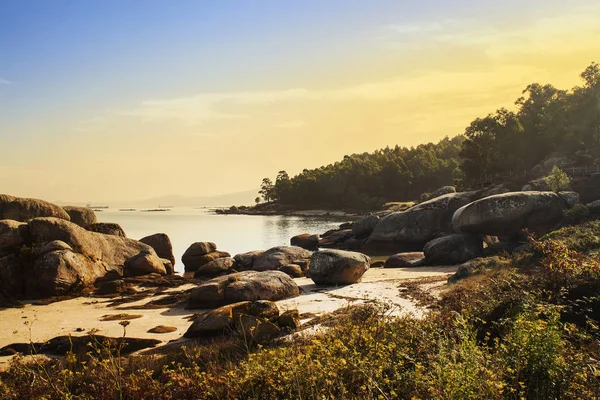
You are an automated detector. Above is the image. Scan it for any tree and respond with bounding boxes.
[544,166,571,193]
[259,178,275,202]
[255,197,261,205]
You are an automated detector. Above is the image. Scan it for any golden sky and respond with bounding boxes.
[1,1,599,203]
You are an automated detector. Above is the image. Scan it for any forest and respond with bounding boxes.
[259,63,600,210]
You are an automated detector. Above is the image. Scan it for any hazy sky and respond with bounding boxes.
[1,0,599,202]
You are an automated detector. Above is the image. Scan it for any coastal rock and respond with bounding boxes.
[0,220,29,254]
[0,195,70,222]
[62,206,97,229]
[194,257,235,278]
[233,250,265,270]
[290,233,320,250]
[318,229,353,247]
[278,310,300,329]
[558,191,580,208]
[28,217,152,272]
[352,215,380,238]
[189,270,300,308]
[90,222,126,237]
[384,252,425,268]
[124,250,167,276]
[160,258,174,275]
[452,191,571,236]
[369,192,478,244]
[183,302,251,338]
[309,249,370,285]
[183,250,231,272]
[94,279,132,295]
[140,233,175,266]
[33,240,73,258]
[278,264,305,278]
[249,300,280,322]
[430,186,456,199]
[235,314,280,343]
[423,233,483,265]
[252,246,311,272]
[0,254,23,296]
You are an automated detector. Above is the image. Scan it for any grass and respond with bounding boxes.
[2,223,600,399]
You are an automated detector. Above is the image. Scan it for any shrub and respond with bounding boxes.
[544,166,571,192]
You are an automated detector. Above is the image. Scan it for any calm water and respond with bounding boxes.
[96,208,343,274]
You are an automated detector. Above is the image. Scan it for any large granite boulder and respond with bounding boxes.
[384,252,425,268]
[182,242,229,272]
[423,233,483,265]
[452,191,572,237]
[194,257,235,278]
[189,270,300,308]
[89,223,126,237]
[1,195,70,222]
[62,206,97,229]
[309,249,370,285]
[290,234,320,250]
[430,186,456,199]
[252,246,311,272]
[369,192,478,244]
[0,220,29,255]
[352,215,380,238]
[124,250,167,276]
[140,233,175,266]
[233,250,265,270]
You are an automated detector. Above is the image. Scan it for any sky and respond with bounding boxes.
[1,0,599,203]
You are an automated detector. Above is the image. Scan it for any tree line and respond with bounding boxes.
[258,63,600,210]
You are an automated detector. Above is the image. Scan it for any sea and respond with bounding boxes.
[95,208,344,274]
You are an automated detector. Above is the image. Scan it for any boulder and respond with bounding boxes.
[278,310,300,329]
[0,220,29,254]
[183,250,231,272]
[309,249,370,285]
[0,195,70,222]
[430,186,456,199]
[352,215,380,238]
[194,257,235,278]
[423,233,483,265]
[27,218,152,273]
[124,251,167,276]
[33,240,73,258]
[94,279,132,296]
[278,264,304,278]
[90,223,126,237]
[233,250,265,270]
[252,246,311,272]
[558,191,580,208]
[160,258,174,275]
[62,206,97,229]
[318,229,353,247]
[587,199,600,212]
[249,300,279,322]
[369,192,478,244]
[0,254,23,296]
[290,233,320,250]
[452,191,571,237]
[29,249,106,297]
[183,302,251,338]
[384,252,425,268]
[140,233,175,266]
[235,314,280,343]
[479,184,510,198]
[189,270,300,308]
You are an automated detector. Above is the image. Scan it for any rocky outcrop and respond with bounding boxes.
[369,192,478,244]
[189,270,300,308]
[384,252,425,268]
[233,250,265,270]
[0,220,29,255]
[309,249,370,285]
[351,215,380,238]
[62,206,97,229]
[124,250,167,276]
[423,233,483,265]
[90,223,126,237]
[140,233,175,266]
[1,195,70,222]
[318,229,354,247]
[193,257,235,278]
[252,246,311,272]
[290,234,320,250]
[182,242,230,272]
[452,191,572,237]
[430,186,456,199]
[278,264,304,278]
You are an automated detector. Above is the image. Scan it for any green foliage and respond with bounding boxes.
[461,62,600,183]
[545,166,571,192]
[260,135,463,210]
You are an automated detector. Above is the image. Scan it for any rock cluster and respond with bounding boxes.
[182,242,230,272]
